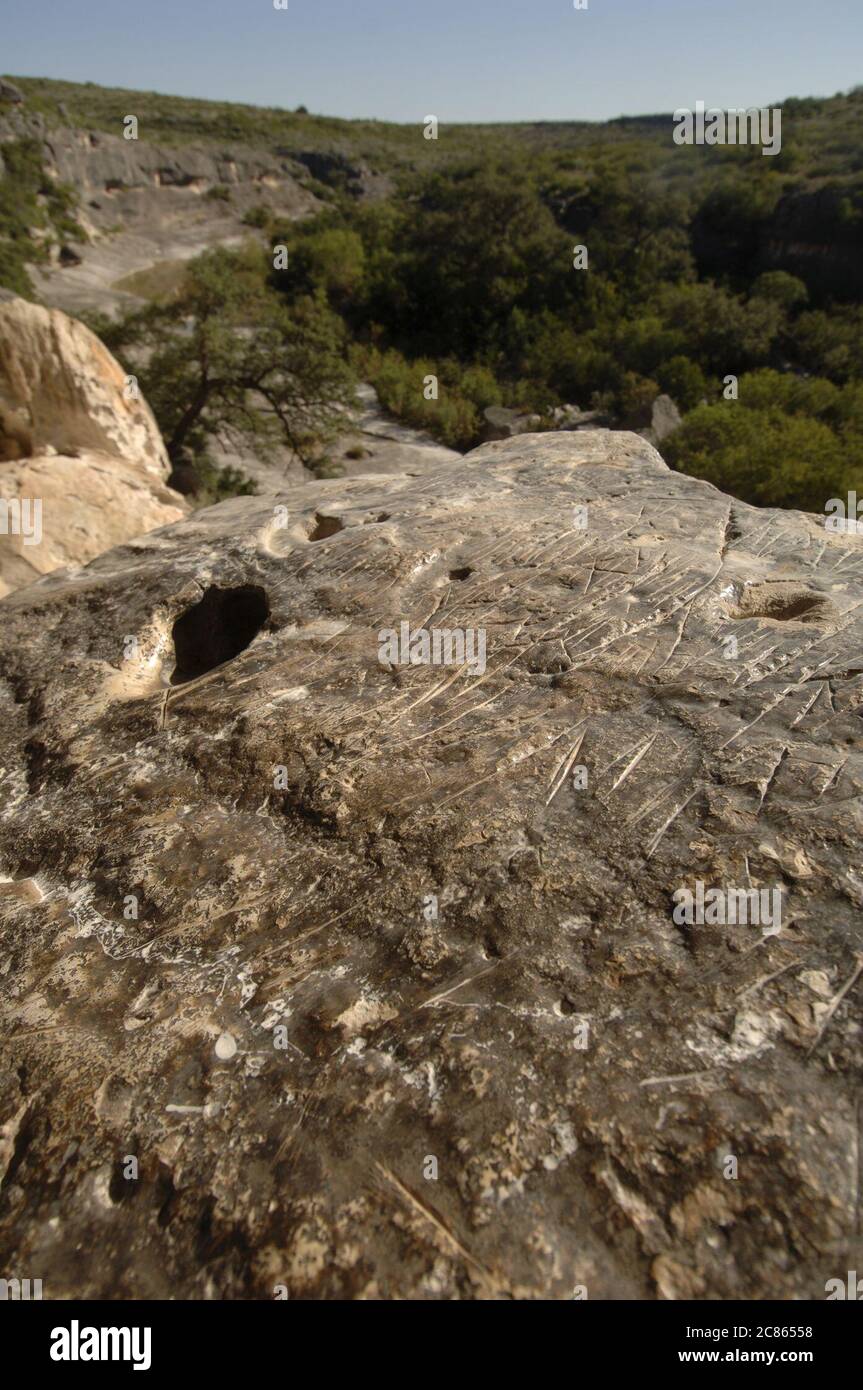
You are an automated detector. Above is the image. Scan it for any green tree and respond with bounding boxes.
[105,244,356,468]
[282,224,367,310]
[655,356,709,411]
[750,271,809,311]
[656,282,784,374]
[362,162,576,362]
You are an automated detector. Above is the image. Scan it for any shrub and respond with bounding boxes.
[655,356,709,411]
[664,402,863,513]
[242,205,270,228]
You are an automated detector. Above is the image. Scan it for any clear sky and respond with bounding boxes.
[3,0,862,123]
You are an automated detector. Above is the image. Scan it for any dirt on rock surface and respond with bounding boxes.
[0,429,861,1299]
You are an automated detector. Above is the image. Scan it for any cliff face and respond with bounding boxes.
[692,182,863,303]
[0,107,321,210]
[1,429,860,1298]
[0,108,322,317]
[760,185,863,300]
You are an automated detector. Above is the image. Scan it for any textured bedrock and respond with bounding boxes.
[0,430,861,1299]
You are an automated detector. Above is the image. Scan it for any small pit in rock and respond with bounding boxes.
[727,583,835,625]
[170,585,270,685]
[309,514,344,542]
[449,566,473,582]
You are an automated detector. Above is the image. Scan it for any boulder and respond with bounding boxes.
[0,451,186,598]
[0,78,24,104]
[482,404,543,441]
[648,393,683,445]
[0,297,169,476]
[0,430,860,1299]
[552,403,610,431]
[634,394,683,449]
[0,298,184,595]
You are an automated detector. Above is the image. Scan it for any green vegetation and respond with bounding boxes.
[8,76,863,183]
[262,133,863,509]
[112,258,190,301]
[193,456,259,506]
[242,205,271,229]
[664,371,863,512]
[350,346,507,451]
[0,137,79,294]
[4,76,863,512]
[91,244,356,493]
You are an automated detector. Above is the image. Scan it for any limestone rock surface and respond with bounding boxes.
[0,108,325,318]
[0,430,861,1300]
[0,297,169,475]
[0,451,186,599]
[0,298,185,596]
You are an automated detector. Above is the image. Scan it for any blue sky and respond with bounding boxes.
[4,0,862,123]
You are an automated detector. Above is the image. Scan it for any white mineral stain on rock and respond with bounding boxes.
[334,996,398,1038]
[215,1032,238,1060]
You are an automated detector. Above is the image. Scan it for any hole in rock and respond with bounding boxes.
[728,583,833,624]
[449,566,473,582]
[309,514,344,541]
[170,585,270,685]
[108,1156,139,1204]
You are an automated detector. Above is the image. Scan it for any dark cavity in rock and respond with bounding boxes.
[309,514,344,541]
[170,585,270,685]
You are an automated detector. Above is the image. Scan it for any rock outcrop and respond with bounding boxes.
[0,108,322,317]
[482,405,543,441]
[640,394,683,448]
[0,297,184,596]
[0,108,321,219]
[207,382,462,494]
[0,298,169,473]
[482,404,616,444]
[0,430,861,1299]
[290,149,392,201]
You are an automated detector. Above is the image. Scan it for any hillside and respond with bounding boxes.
[7,74,863,177]
[2,70,863,1312]
[3,75,863,519]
